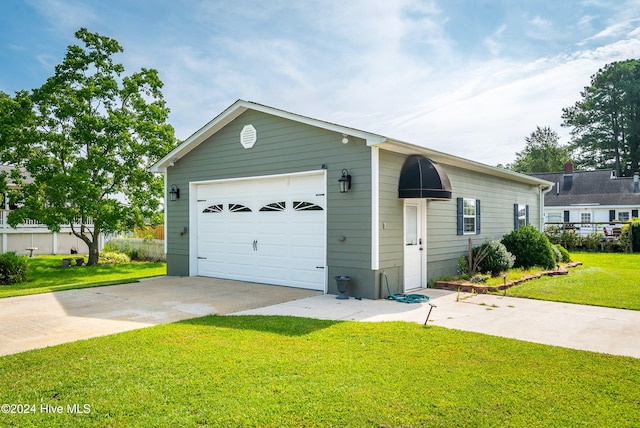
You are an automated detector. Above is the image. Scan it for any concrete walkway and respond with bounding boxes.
[234,288,640,359]
[1,277,639,358]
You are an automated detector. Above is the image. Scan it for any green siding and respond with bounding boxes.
[376,152,543,289]
[425,165,542,281]
[166,110,373,294]
[165,108,543,298]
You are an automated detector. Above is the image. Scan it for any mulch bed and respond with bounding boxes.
[433,262,583,293]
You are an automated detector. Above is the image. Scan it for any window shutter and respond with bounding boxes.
[633,209,638,218]
[609,210,616,222]
[457,198,463,235]
[475,199,481,235]
[514,204,519,230]
[564,211,570,222]
[525,205,529,226]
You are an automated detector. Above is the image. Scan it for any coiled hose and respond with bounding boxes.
[383,271,430,304]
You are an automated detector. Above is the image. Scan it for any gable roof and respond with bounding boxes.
[151,99,551,187]
[531,169,640,206]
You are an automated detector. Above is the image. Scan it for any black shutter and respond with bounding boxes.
[525,205,529,226]
[609,210,616,222]
[475,199,481,235]
[456,198,463,235]
[514,204,519,230]
[633,209,638,218]
[564,211,570,222]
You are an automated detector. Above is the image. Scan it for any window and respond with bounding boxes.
[259,202,286,212]
[514,204,529,229]
[203,204,223,213]
[618,211,630,222]
[457,198,480,235]
[580,212,591,225]
[293,201,323,211]
[229,203,252,212]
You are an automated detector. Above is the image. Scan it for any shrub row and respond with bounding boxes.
[545,219,640,252]
[460,226,568,279]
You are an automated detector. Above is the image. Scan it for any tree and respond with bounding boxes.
[562,59,640,177]
[0,28,176,265]
[508,126,571,173]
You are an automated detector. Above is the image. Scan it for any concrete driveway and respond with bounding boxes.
[235,288,640,359]
[0,277,320,357]
[2,277,639,359]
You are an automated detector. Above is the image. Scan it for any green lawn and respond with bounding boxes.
[0,255,166,299]
[1,315,638,427]
[506,252,640,310]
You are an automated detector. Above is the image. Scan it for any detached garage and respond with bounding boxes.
[151,100,551,299]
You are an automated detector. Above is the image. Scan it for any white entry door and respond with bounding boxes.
[404,200,426,291]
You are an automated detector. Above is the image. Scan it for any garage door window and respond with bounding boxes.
[294,201,323,211]
[229,203,252,212]
[203,204,223,213]
[260,201,286,212]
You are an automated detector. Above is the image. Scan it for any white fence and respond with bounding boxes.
[106,238,166,261]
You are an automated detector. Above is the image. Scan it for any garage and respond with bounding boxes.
[193,171,326,291]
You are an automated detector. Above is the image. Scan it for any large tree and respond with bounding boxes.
[508,126,571,173]
[0,28,176,265]
[562,59,640,177]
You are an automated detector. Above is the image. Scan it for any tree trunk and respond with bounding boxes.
[87,240,100,266]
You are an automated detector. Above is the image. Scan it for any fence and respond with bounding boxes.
[106,237,165,261]
[134,225,165,240]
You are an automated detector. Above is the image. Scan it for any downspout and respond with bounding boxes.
[539,185,553,230]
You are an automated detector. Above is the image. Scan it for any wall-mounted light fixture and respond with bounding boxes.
[342,134,349,144]
[169,184,180,201]
[338,169,352,193]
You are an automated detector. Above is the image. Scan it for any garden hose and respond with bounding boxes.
[383,272,430,304]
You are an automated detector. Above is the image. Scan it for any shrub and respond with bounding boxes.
[100,251,131,264]
[583,232,601,251]
[473,240,515,277]
[502,225,556,270]
[551,245,562,262]
[618,218,640,253]
[0,251,29,285]
[554,244,571,262]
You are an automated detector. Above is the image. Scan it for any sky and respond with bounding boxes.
[1,0,639,167]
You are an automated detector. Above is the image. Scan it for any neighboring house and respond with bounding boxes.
[0,164,97,255]
[151,100,551,299]
[531,162,640,237]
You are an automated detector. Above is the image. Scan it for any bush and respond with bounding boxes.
[100,251,131,264]
[583,232,601,251]
[554,244,571,262]
[502,225,556,270]
[473,240,515,277]
[545,226,582,249]
[0,251,29,285]
[618,218,640,253]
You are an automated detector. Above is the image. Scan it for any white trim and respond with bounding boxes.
[371,146,380,270]
[189,181,198,276]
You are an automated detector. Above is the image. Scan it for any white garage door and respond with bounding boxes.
[195,172,326,290]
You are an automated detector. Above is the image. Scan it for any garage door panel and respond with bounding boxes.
[195,173,326,291]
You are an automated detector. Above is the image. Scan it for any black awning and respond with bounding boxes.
[398,155,452,199]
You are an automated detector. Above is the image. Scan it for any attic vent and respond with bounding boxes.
[398,155,452,200]
[240,124,257,149]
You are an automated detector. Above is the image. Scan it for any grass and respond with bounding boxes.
[506,252,640,310]
[1,315,638,427]
[0,255,166,299]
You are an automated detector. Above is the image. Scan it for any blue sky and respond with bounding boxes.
[1,0,639,166]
